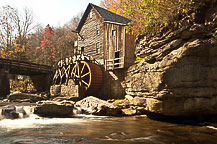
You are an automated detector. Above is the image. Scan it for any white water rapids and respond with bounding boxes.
[1,105,217,144]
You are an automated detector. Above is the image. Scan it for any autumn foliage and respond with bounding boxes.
[0,4,78,65]
[33,24,76,66]
[36,24,56,65]
[101,0,217,36]
[0,5,33,60]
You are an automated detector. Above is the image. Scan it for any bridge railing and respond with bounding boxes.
[0,58,53,73]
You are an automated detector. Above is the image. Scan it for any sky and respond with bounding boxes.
[0,0,101,27]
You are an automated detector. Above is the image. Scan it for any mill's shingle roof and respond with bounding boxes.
[91,4,131,24]
[76,3,131,32]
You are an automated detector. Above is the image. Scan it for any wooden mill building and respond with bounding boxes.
[55,3,136,99]
[73,3,136,99]
[75,3,135,70]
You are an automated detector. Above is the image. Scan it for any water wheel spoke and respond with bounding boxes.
[71,72,78,78]
[81,72,90,78]
[81,80,90,87]
[58,69,62,77]
[71,61,103,94]
[77,63,80,76]
[81,64,85,75]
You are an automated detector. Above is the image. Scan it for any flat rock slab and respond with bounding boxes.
[7,92,49,103]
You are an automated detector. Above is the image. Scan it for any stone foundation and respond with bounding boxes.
[51,69,126,100]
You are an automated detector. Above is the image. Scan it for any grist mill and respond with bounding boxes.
[52,3,136,100]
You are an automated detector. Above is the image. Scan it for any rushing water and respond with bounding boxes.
[1,113,217,144]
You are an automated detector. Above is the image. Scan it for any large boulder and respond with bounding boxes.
[34,100,74,117]
[75,96,122,116]
[124,11,217,116]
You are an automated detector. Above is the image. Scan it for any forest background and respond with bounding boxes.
[0,0,216,66]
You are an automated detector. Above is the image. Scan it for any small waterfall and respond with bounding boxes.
[0,108,3,120]
[0,105,34,119]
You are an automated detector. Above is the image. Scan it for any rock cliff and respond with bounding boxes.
[124,7,217,116]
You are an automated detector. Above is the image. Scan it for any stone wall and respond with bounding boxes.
[50,79,80,99]
[124,8,217,116]
[52,70,126,100]
[101,69,126,100]
[60,79,79,98]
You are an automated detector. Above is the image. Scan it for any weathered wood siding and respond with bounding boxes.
[77,8,104,63]
[125,34,136,67]
[104,23,125,61]
[77,7,135,69]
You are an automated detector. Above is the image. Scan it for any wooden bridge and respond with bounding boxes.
[0,58,53,76]
[0,58,54,98]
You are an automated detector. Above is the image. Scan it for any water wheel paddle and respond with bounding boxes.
[71,61,103,95]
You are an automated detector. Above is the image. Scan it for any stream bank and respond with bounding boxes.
[1,92,217,125]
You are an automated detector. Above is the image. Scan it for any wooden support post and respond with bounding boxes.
[30,74,53,92]
[0,68,10,98]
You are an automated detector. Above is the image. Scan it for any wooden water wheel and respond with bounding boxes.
[71,61,103,95]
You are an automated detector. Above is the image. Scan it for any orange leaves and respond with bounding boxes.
[41,39,53,50]
[36,24,57,65]
[40,24,54,49]
[0,36,27,58]
[42,24,54,40]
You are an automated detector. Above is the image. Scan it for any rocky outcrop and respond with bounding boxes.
[112,96,147,115]
[124,9,217,116]
[34,100,74,117]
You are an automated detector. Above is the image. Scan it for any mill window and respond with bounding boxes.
[96,42,100,54]
[81,30,85,40]
[114,51,120,68]
[112,29,116,37]
[81,47,84,54]
[96,25,99,35]
[90,11,93,19]
[74,40,78,47]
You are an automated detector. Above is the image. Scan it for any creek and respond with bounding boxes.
[1,105,217,144]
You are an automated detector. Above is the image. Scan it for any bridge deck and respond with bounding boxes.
[0,58,53,76]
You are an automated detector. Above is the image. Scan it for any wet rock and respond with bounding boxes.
[136,107,147,115]
[34,100,74,117]
[125,95,134,101]
[7,92,49,103]
[121,107,137,116]
[112,99,130,108]
[1,105,33,119]
[75,96,123,116]
[1,106,19,119]
[130,96,146,106]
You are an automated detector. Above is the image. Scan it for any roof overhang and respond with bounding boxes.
[104,21,128,26]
